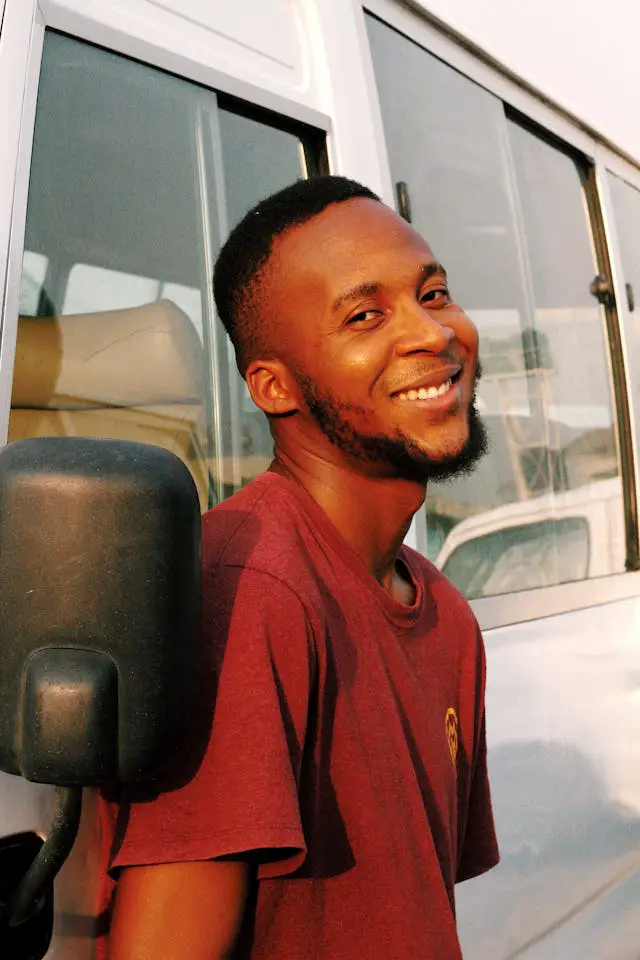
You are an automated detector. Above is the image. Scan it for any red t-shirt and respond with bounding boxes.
[97,472,498,958]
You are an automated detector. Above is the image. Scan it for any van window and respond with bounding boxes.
[607,172,640,452]
[11,31,321,509]
[366,14,624,598]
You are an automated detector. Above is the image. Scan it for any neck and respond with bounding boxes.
[270,443,425,595]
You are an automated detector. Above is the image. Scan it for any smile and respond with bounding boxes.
[396,379,452,402]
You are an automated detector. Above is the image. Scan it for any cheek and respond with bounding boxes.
[317,342,387,396]
[451,311,479,357]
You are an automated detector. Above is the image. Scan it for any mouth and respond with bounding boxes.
[392,368,462,403]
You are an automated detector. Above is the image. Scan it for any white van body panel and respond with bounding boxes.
[411,0,640,162]
[457,595,640,958]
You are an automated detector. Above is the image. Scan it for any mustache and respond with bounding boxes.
[386,356,483,395]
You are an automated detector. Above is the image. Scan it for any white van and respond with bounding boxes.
[2,1,640,957]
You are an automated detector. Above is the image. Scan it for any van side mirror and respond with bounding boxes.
[0,437,201,928]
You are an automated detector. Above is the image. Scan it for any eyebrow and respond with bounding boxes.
[330,262,448,314]
[331,282,380,314]
[420,262,448,283]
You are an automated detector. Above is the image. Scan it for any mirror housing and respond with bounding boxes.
[0,437,202,787]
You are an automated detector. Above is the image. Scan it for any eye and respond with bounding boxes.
[420,287,451,307]
[346,309,384,327]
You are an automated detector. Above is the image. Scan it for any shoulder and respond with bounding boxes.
[201,473,325,612]
[203,474,301,562]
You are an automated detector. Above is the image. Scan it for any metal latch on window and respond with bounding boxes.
[589,274,615,308]
[626,282,635,313]
[395,182,412,223]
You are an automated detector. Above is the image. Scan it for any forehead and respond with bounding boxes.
[266,198,436,307]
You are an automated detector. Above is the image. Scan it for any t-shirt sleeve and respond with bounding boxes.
[456,628,500,883]
[109,564,315,879]
[456,709,499,882]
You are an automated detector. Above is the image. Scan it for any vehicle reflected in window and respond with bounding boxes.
[441,517,589,599]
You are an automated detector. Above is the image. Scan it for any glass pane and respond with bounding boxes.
[19,251,48,315]
[366,15,524,312]
[366,14,624,595]
[507,121,622,507]
[217,107,308,493]
[11,32,216,511]
[607,172,640,452]
[218,110,305,226]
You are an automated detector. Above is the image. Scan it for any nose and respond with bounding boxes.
[393,298,455,357]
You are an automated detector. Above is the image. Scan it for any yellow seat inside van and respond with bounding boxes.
[10,300,211,510]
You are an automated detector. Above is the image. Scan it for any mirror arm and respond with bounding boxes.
[6,786,83,928]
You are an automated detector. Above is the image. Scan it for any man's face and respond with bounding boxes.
[264,198,486,482]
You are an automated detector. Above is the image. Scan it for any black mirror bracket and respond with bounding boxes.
[3,786,82,928]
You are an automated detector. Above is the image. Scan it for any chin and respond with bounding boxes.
[415,424,470,462]
[415,407,488,483]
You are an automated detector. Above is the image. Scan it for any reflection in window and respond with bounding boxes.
[19,251,48,315]
[366,14,624,596]
[63,265,159,315]
[441,517,589,599]
[62,266,204,341]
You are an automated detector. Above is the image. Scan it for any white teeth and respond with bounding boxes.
[396,378,452,401]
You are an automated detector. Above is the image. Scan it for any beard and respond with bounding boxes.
[297,373,488,484]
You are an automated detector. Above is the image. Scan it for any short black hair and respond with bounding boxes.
[213,175,380,371]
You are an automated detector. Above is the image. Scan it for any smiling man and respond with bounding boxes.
[104,176,498,960]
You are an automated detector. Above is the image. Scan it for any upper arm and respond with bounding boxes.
[108,859,253,960]
[107,568,316,878]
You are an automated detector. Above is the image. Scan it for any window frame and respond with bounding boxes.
[362,0,640,628]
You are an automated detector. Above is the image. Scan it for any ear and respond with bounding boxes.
[244,358,300,416]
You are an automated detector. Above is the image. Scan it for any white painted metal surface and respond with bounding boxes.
[458,596,640,958]
[411,0,640,164]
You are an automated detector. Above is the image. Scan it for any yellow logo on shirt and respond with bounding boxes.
[445,707,459,768]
